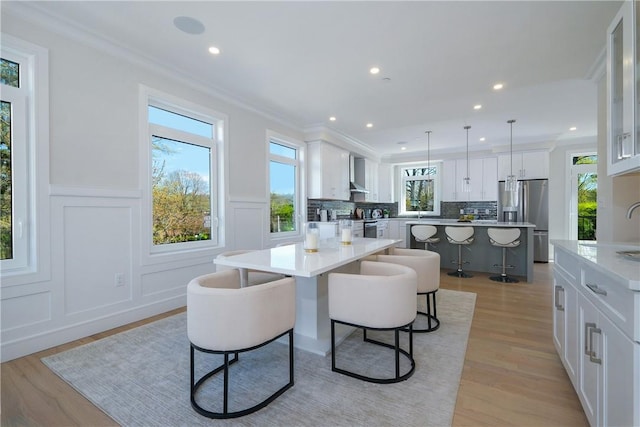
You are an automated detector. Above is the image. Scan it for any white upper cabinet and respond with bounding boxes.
[354,157,379,202]
[377,163,393,202]
[441,159,458,201]
[442,157,497,202]
[498,151,549,180]
[607,0,640,176]
[307,141,350,200]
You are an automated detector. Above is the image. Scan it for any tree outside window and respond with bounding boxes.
[402,165,439,215]
[574,155,597,240]
[148,105,216,247]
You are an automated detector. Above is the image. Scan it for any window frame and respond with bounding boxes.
[266,130,305,242]
[140,86,227,262]
[398,162,442,216]
[0,34,51,285]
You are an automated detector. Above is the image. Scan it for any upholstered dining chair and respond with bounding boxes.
[328,260,417,384]
[371,248,441,332]
[187,269,296,419]
[215,250,285,287]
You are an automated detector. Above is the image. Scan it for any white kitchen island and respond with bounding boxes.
[214,238,400,355]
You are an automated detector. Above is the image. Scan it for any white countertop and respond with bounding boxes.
[214,238,400,278]
[405,219,536,227]
[551,240,640,290]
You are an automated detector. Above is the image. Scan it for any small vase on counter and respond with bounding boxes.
[340,219,353,245]
[304,222,319,252]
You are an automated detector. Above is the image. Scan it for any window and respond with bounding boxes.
[268,134,302,237]
[400,164,441,216]
[571,154,597,241]
[145,93,222,253]
[1,36,49,279]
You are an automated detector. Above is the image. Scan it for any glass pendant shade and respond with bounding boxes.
[502,120,519,209]
[461,176,471,193]
[462,125,471,192]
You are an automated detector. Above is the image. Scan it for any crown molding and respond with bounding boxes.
[585,45,607,83]
[303,125,379,160]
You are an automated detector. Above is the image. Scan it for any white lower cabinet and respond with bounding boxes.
[553,247,640,427]
[578,293,637,427]
[388,220,408,248]
[553,271,579,386]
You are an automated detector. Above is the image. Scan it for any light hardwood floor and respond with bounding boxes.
[1,263,588,426]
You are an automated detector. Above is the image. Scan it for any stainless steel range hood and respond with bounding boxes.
[350,181,369,193]
[349,156,369,194]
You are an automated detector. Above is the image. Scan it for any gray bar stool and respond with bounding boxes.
[487,228,521,283]
[411,225,440,250]
[445,226,474,278]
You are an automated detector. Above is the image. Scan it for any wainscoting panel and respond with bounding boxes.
[63,205,133,315]
[230,203,268,249]
[141,262,215,298]
[0,291,51,331]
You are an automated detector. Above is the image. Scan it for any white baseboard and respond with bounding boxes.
[0,295,186,363]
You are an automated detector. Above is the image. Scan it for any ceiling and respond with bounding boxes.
[11,1,622,160]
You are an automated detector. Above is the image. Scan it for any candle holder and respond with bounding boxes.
[340,219,353,245]
[304,222,319,252]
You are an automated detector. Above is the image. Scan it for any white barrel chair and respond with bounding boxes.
[372,248,441,332]
[187,269,296,419]
[445,226,475,278]
[215,250,286,287]
[411,225,440,250]
[328,261,417,384]
[487,227,521,283]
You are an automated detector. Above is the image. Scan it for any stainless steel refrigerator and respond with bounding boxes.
[498,179,549,262]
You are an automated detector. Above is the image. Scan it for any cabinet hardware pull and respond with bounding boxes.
[588,326,602,365]
[554,285,565,311]
[586,283,607,296]
[584,322,596,356]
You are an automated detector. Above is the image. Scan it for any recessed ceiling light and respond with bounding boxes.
[173,16,205,35]
[569,126,577,131]
[401,146,407,151]
[370,67,380,75]
[479,137,486,142]
[493,83,504,90]
[329,116,336,121]
[208,46,221,55]
[473,104,482,110]
[366,123,373,128]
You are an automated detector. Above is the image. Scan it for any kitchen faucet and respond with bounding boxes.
[627,201,640,219]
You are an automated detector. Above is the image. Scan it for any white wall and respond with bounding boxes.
[0,11,304,361]
[549,141,597,245]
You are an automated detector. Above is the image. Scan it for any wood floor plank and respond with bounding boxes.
[1,265,588,426]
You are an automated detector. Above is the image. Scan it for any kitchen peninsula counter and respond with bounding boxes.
[406,220,536,282]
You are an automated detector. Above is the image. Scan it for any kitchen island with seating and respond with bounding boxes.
[406,220,536,282]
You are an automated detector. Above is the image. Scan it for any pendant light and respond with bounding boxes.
[505,119,518,192]
[425,130,434,210]
[425,130,432,181]
[461,125,471,192]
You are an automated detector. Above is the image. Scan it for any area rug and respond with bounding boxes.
[42,288,476,427]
